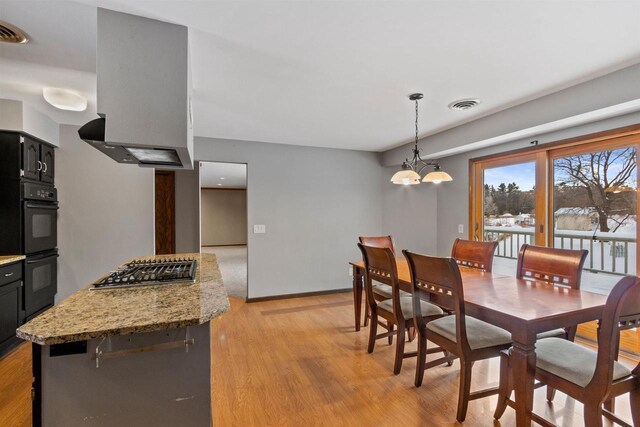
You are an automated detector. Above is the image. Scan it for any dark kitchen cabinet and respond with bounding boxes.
[40,144,55,184]
[22,137,40,181]
[0,131,55,184]
[0,262,24,356]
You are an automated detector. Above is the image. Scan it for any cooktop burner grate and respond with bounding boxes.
[92,257,197,290]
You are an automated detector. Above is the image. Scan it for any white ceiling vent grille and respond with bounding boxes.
[448,98,481,111]
[0,20,29,44]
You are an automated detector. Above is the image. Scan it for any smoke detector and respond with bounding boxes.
[0,20,29,44]
[448,98,481,111]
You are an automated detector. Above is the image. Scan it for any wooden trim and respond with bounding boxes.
[201,187,246,191]
[201,244,247,247]
[535,151,548,246]
[470,123,640,163]
[246,288,352,303]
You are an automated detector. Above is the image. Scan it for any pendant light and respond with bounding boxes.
[390,94,453,185]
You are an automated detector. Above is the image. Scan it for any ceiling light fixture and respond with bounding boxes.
[391,94,453,185]
[220,177,225,180]
[42,87,87,111]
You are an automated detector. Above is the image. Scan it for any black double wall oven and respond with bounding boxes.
[23,182,58,318]
[0,131,58,320]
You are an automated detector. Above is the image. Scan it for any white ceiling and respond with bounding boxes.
[0,1,98,124]
[200,162,247,189]
[1,1,639,152]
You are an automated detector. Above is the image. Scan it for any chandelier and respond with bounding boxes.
[391,93,453,185]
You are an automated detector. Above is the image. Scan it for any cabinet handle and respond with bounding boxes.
[42,162,48,173]
[4,272,14,277]
[37,160,43,171]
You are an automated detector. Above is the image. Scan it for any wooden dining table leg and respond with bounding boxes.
[510,334,536,427]
[352,266,363,331]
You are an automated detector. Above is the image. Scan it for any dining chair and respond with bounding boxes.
[517,244,589,341]
[403,250,512,422]
[450,238,498,272]
[358,236,409,328]
[494,275,640,427]
[357,243,445,374]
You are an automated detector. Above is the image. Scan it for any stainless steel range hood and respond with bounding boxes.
[79,9,193,169]
[79,117,184,166]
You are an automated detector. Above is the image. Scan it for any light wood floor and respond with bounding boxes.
[1,293,637,426]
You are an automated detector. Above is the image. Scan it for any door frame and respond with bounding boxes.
[470,124,640,249]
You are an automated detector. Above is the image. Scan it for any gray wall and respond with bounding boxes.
[201,189,247,246]
[435,111,640,256]
[195,138,382,299]
[175,165,200,253]
[56,125,154,301]
[381,166,438,255]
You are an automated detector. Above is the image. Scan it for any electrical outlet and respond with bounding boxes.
[348,267,353,277]
[458,224,464,234]
[253,224,266,234]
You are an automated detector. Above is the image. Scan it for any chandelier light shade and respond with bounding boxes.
[391,168,421,185]
[391,93,453,185]
[423,165,453,184]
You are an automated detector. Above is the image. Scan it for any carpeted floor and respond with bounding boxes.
[201,246,247,299]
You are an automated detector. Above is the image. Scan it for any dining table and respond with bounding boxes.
[349,259,608,427]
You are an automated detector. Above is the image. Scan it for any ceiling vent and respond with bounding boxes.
[0,20,29,44]
[448,98,481,111]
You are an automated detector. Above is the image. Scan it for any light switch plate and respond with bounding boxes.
[458,224,464,234]
[253,224,266,234]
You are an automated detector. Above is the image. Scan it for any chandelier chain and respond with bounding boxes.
[415,99,419,148]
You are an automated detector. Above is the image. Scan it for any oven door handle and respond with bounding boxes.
[25,203,59,210]
[27,253,59,264]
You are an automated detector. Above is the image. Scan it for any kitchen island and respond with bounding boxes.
[17,253,229,427]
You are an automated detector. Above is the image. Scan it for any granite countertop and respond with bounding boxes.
[0,255,25,267]
[17,253,230,345]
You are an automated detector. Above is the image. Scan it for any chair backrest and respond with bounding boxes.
[403,250,471,352]
[358,235,396,256]
[451,238,499,272]
[516,244,588,289]
[591,275,640,392]
[357,243,403,319]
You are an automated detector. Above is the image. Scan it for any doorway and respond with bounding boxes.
[199,162,248,299]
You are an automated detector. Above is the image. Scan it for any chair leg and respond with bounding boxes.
[456,360,473,423]
[414,332,427,387]
[393,325,405,375]
[363,303,370,327]
[546,386,556,402]
[367,312,378,353]
[494,352,511,420]
[630,387,639,426]
[583,403,603,427]
[407,326,416,342]
[445,350,454,366]
[388,322,394,345]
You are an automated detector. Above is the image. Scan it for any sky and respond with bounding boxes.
[483,148,637,192]
[484,162,536,191]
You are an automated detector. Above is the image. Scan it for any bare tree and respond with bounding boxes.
[554,147,636,232]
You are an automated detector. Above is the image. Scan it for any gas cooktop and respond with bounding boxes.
[92,257,197,290]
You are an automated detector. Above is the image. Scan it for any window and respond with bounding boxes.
[470,126,640,355]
